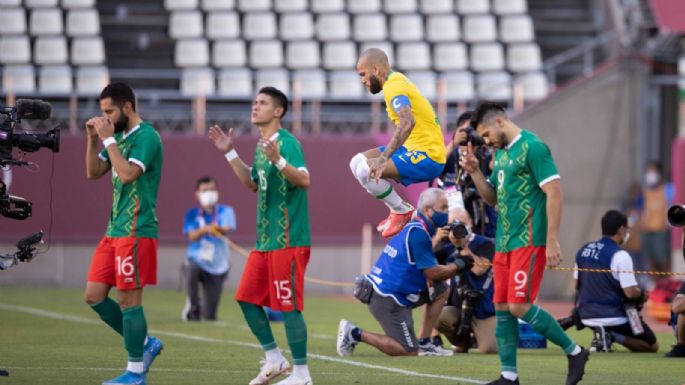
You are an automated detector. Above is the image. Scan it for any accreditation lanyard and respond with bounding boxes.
[196,206,218,229]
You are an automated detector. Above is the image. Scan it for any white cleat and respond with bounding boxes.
[336,319,358,357]
[248,357,290,385]
[273,374,313,385]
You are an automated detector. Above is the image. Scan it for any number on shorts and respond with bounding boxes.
[273,280,292,301]
[116,255,134,277]
[514,270,528,291]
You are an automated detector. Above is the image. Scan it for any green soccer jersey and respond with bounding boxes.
[99,122,163,238]
[488,130,559,252]
[251,128,311,251]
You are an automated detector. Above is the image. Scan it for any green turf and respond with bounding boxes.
[0,287,682,385]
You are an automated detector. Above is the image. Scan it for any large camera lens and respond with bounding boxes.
[668,205,685,227]
[450,223,469,239]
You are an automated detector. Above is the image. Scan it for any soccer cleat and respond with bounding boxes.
[380,208,416,238]
[248,357,290,385]
[273,374,313,385]
[566,346,590,385]
[589,327,613,353]
[102,371,146,385]
[143,336,164,372]
[664,343,685,357]
[336,319,359,357]
[418,341,454,356]
[484,375,520,385]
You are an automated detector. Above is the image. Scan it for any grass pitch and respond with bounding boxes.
[0,287,682,385]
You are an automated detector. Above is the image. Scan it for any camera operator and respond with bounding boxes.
[437,111,496,237]
[574,210,658,353]
[336,188,472,357]
[433,211,498,354]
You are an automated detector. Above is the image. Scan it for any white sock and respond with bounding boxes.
[502,371,518,381]
[569,345,581,356]
[127,361,144,374]
[265,348,285,363]
[292,364,310,379]
[354,161,409,213]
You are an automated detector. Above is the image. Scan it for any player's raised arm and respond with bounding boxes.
[85,117,111,180]
[460,142,496,206]
[369,104,415,181]
[209,124,258,192]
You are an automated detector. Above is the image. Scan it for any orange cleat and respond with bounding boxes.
[379,209,415,238]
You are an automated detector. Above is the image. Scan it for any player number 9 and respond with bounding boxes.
[514,271,527,291]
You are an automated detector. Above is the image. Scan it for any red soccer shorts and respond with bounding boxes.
[235,247,310,312]
[493,245,547,304]
[87,236,158,290]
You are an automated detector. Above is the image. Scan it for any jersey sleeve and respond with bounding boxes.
[611,251,638,288]
[128,129,162,173]
[526,140,559,187]
[407,228,438,270]
[183,208,198,235]
[219,205,237,231]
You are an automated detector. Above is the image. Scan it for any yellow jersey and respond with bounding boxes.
[382,71,446,164]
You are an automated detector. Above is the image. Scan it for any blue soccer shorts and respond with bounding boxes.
[379,145,445,186]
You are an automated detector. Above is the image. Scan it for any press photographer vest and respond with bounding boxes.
[576,237,626,319]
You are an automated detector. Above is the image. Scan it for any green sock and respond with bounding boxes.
[238,301,277,351]
[90,297,123,336]
[522,304,577,354]
[122,306,147,361]
[283,311,308,365]
[496,310,519,374]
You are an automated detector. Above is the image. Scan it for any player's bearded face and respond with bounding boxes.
[114,108,129,133]
[369,75,382,94]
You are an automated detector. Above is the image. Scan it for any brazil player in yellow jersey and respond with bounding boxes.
[350,48,446,238]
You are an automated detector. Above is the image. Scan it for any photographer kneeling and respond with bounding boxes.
[336,188,472,357]
[434,212,498,354]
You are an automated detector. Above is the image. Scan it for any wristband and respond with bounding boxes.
[102,137,117,148]
[225,149,238,162]
[275,156,287,170]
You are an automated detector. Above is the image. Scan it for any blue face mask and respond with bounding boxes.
[430,209,449,228]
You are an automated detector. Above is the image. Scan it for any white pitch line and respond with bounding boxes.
[0,303,486,385]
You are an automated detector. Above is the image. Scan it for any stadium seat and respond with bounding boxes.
[2,65,35,94]
[30,8,63,35]
[470,43,504,72]
[353,14,387,41]
[492,0,527,15]
[206,12,240,40]
[34,36,68,64]
[0,8,26,34]
[286,41,320,69]
[212,40,246,67]
[456,0,489,14]
[71,37,105,65]
[275,0,307,12]
[405,71,436,100]
[280,13,314,41]
[390,14,423,42]
[25,0,58,7]
[255,69,290,95]
[238,0,270,12]
[311,0,344,13]
[383,0,416,14]
[420,0,452,14]
[347,0,380,14]
[322,41,356,70]
[291,70,326,99]
[316,13,350,40]
[360,41,394,65]
[217,68,253,97]
[499,15,535,43]
[463,15,496,43]
[249,40,283,68]
[181,67,215,96]
[440,71,474,102]
[396,42,430,70]
[76,65,109,95]
[433,43,467,71]
[329,71,363,99]
[0,36,30,64]
[62,0,96,8]
[201,0,234,11]
[507,43,542,72]
[477,71,512,101]
[243,12,277,40]
[66,9,100,36]
[164,0,198,11]
[0,0,21,5]
[426,15,460,42]
[38,65,72,94]
[515,72,549,101]
[175,39,210,67]
[169,11,203,39]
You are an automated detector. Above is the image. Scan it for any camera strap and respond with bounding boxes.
[482,269,494,291]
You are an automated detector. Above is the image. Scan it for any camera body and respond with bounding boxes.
[0,99,58,167]
[458,126,485,147]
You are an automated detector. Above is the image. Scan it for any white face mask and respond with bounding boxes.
[198,190,218,207]
[644,171,660,187]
